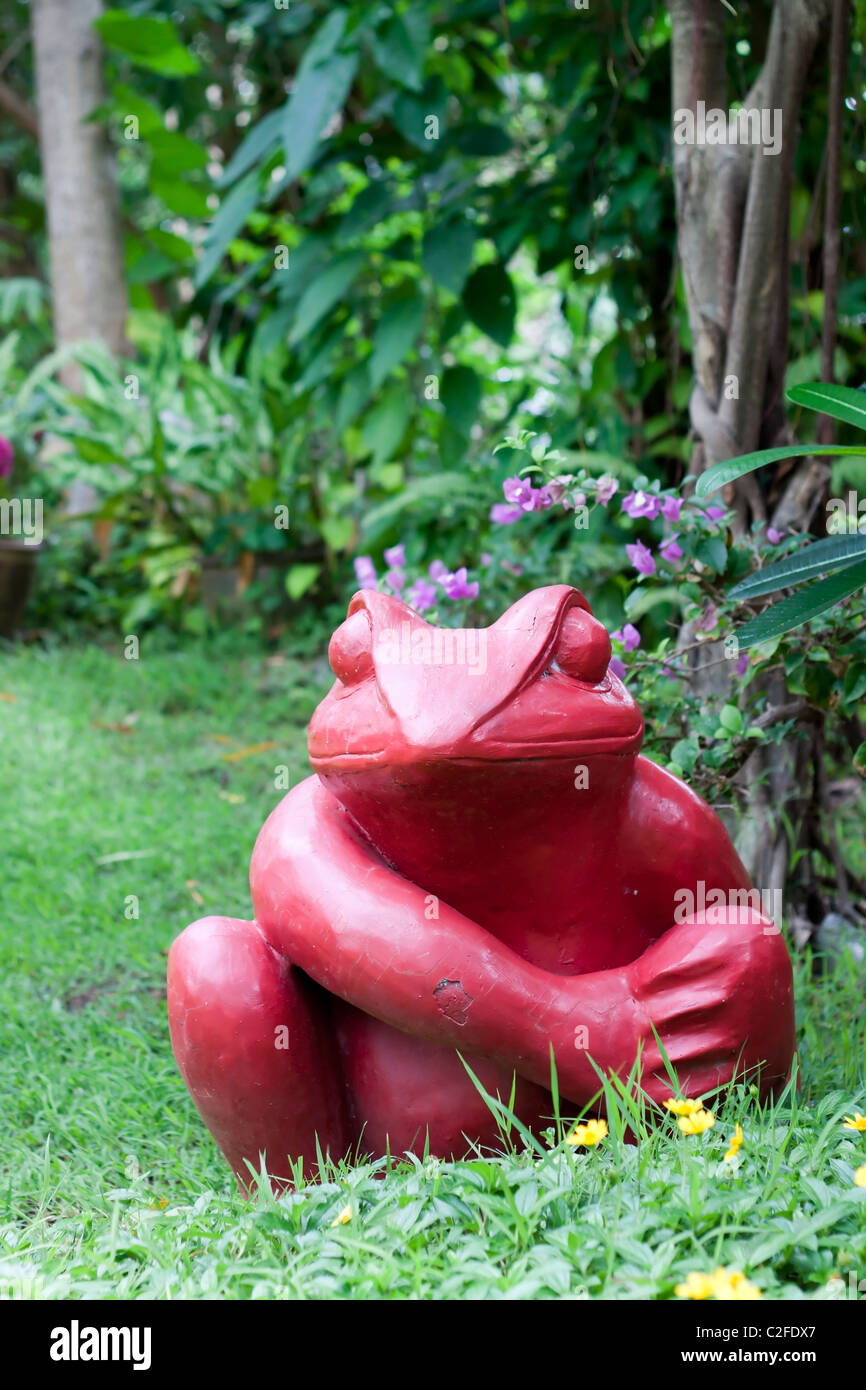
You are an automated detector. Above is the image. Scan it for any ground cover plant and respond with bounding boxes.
[0,638,864,1301]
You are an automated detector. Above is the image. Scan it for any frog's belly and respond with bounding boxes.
[331,998,554,1158]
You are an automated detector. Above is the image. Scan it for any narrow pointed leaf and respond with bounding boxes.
[736,561,866,647]
[695,444,865,497]
[729,533,866,598]
[787,381,866,432]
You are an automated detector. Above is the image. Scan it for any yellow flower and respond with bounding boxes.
[330,1203,352,1226]
[723,1122,744,1162]
[677,1108,716,1135]
[843,1112,866,1132]
[716,1268,762,1301]
[664,1097,703,1116]
[566,1118,609,1147]
[854,1165,866,1188]
[675,1271,717,1300]
[675,1268,761,1301]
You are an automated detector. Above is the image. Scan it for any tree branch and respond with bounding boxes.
[0,76,38,137]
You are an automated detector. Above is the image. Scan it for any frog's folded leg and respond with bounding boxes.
[167,915,351,1191]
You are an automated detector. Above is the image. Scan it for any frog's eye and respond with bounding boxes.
[329,610,374,685]
[554,606,611,684]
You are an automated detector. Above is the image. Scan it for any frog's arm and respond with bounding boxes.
[250,776,643,1102]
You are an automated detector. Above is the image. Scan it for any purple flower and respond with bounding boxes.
[736,653,750,677]
[546,476,572,504]
[429,559,450,581]
[704,505,727,522]
[503,476,536,511]
[622,489,662,520]
[353,555,378,590]
[384,543,406,569]
[697,603,719,633]
[501,561,524,576]
[595,476,618,506]
[766,526,784,545]
[480,552,492,566]
[441,566,479,601]
[562,490,586,512]
[661,496,683,522]
[489,503,523,525]
[659,533,683,564]
[0,436,13,478]
[626,540,656,576]
[385,567,406,594]
[611,623,641,652]
[532,485,554,511]
[406,578,438,614]
[609,656,627,681]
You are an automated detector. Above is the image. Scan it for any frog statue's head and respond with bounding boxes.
[308,584,643,773]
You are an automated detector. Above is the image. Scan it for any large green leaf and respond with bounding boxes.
[281,12,359,182]
[219,106,286,188]
[95,10,199,75]
[729,533,866,599]
[288,253,364,345]
[368,296,425,389]
[359,384,412,466]
[695,444,865,497]
[194,171,260,289]
[736,561,866,647]
[788,381,866,432]
[422,219,476,295]
[462,263,516,346]
[370,8,430,92]
[440,365,481,437]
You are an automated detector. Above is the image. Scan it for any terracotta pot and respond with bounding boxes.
[0,540,41,637]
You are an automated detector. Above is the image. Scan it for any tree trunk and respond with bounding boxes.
[669,0,838,917]
[31,0,128,515]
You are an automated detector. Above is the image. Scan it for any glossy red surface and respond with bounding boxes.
[168,585,795,1189]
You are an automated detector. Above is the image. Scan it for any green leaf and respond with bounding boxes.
[95,10,199,75]
[736,561,866,647]
[462,263,516,346]
[440,365,481,437]
[719,705,743,734]
[195,171,260,288]
[393,79,449,150]
[285,564,320,600]
[335,364,373,432]
[147,131,207,172]
[289,253,364,345]
[695,444,866,497]
[368,296,425,389]
[729,533,866,599]
[359,384,412,466]
[219,106,285,187]
[370,8,430,91]
[787,381,866,432]
[854,741,866,776]
[456,121,512,156]
[151,177,210,219]
[320,516,354,552]
[422,219,476,295]
[281,16,359,181]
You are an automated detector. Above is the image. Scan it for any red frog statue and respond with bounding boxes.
[168,585,795,1188]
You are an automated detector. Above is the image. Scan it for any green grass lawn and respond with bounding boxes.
[1,635,865,1300]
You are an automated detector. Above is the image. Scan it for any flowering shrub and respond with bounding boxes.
[349,426,866,804]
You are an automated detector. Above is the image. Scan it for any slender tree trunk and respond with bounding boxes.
[31,0,128,514]
[669,0,838,916]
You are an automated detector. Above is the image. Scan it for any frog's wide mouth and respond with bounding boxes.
[309,726,643,769]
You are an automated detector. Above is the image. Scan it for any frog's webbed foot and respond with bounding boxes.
[167,915,351,1191]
